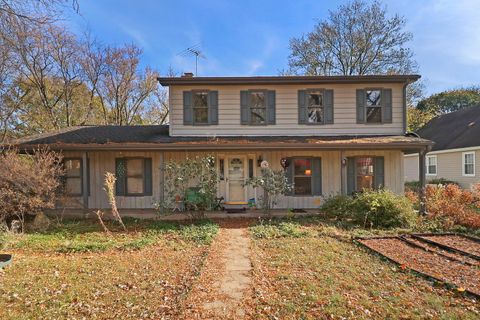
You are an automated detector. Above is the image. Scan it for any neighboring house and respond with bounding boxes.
[9,74,431,211]
[405,105,480,189]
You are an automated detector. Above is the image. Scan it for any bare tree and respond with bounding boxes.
[288,0,416,76]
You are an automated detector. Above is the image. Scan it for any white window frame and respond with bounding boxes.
[426,155,437,176]
[462,152,476,177]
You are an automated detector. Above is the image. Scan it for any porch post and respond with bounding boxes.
[159,151,165,203]
[82,151,89,210]
[340,150,345,195]
[418,146,430,215]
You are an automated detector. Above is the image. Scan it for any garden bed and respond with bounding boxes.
[357,235,480,298]
[412,234,480,259]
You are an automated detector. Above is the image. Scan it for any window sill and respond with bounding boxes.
[462,174,476,177]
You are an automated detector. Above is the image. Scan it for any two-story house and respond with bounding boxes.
[11,74,432,212]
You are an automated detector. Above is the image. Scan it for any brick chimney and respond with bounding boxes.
[182,72,194,78]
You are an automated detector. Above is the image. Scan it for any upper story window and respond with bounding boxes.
[307,90,324,124]
[249,91,267,125]
[366,90,382,123]
[298,89,334,125]
[183,90,218,126]
[240,90,276,125]
[426,155,437,175]
[193,91,209,124]
[356,88,392,124]
[463,152,475,176]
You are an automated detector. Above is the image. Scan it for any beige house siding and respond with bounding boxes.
[169,83,405,136]
[404,149,480,189]
[64,149,404,210]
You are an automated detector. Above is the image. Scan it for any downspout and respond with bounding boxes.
[402,82,408,134]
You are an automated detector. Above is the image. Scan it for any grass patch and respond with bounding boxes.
[248,217,480,319]
[1,218,219,253]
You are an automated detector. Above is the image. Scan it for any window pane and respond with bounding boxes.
[66,177,82,195]
[65,159,81,177]
[127,159,143,176]
[366,107,382,123]
[356,157,374,175]
[366,90,381,106]
[307,107,324,123]
[307,91,323,107]
[250,108,266,124]
[127,177,144,194]
[465,153,474,164]
[357,175,374,190]
[294,159,311,176]
[194,108,208,124]
[428,165,436,175]
[193,92,208,108]
[294,177,311,195]
[249,92,265,108]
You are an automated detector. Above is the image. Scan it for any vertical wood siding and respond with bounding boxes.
[169,83,405,136]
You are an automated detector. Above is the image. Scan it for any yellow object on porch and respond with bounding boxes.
[224,201,248,205]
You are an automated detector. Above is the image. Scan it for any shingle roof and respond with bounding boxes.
[6,125,432,151]
[417,105,480,151]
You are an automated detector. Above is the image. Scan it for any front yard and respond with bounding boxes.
[0,216,479,319]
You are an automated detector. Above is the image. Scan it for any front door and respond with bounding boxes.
[226,156,247,202]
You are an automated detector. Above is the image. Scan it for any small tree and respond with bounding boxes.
[244,161,292,214]
[0,148,64,231]
[103,172,126,231]
[156,155,218,219]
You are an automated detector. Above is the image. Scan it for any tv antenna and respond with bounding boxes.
[178,43,206,76]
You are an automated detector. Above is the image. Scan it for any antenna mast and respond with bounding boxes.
[178,43,206,76]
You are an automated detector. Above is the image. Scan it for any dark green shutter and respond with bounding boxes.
[144,158,153,196]
[374,157,385,189]
[312,157,322,195]
[286,157,294,195]
[267,90,276,125]
[208,91,218,125]
[115,158,126,196]
[240,90,249,124]
[324,89,334,124]
[347,157,356,194]
[382,89,392,123]
[183,91,193,125]
[356,89,365,124]
[298,90,307,124]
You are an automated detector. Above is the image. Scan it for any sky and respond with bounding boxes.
[64,0,480,95]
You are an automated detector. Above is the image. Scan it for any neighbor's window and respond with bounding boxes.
[307,90,324,124]
[463,152,475,176]
[249,91,266,125]
[426,155,437,175]
[64,158,82,196]
[366,90,382,123]
[356,157,374,190]
[293,158,312,195]
[193,91,209,124]
[126,158,144,195]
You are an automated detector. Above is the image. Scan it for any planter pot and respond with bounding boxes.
[0,254,12,268]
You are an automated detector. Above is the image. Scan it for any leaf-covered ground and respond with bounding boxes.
[0,218,218,319]
[247,219,479,319]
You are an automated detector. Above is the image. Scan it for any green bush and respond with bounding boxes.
[350,189,417,228]
[405,178,459,192]
[320,194,354,221]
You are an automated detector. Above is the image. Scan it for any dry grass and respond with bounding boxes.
[247,218,479,319]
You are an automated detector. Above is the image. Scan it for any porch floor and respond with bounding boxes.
[46,209,321,221]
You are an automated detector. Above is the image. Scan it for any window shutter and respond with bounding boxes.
[115,158,126,196]
[298,90,307,124]
[356,89,365,124]
[312,157,322,196]
[347,157,356,194]
[240,90,249,124]
[208,91,219,125]
[144,158,153,196]
[374,157,385,189]
[324,89,334,124]
[382,89,392,123]
[286,158,294,195]
[267,90,276,125]
[183,91,193,125]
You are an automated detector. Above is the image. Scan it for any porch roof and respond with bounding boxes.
[6,125,432,152]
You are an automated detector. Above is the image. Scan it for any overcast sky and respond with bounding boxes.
[65,0,480,95]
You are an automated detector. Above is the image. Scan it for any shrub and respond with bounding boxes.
[320,194,354,221]
[405,178,459,192]
[250,221,307,239]
[0,149,64,231]
[350,189,418,229]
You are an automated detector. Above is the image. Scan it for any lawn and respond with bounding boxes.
[247,218,479,319]
[0,218,218,319]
